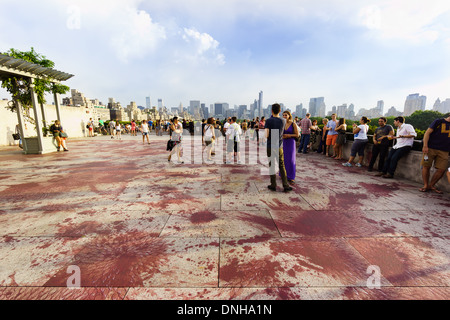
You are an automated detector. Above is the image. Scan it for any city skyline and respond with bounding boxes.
[1,1,449,114]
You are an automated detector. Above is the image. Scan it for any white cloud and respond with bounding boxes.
[181,28,225,65]
[109,8,166,63]
[357,1,450,44]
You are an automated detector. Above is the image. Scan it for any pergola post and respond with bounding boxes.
[29,79,44,154]
[40,103,48,128]
[15,100,28,153]
[53,91,62,122]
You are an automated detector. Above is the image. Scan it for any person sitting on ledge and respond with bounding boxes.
[50,120,68,152]
[375,116,416,179]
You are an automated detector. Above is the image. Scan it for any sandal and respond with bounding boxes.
[430,187,443,194]
[419,187,429,192]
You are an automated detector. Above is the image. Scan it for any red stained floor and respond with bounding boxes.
[0,135,449,300]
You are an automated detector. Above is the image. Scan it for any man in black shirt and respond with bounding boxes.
[368,117,394,173]
[264,103,292,192]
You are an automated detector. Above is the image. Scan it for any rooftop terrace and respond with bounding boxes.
[0,134,449,300]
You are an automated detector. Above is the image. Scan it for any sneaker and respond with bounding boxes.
[283,186,293,192]
[267,185,277,191]
[355,163,362,167]
[382,173,394,179]
[342,162,352,167]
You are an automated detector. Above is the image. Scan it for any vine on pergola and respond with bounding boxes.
[1,47,70,116]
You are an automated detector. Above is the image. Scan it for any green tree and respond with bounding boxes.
[406,110,444,131]
[0,47,70,114]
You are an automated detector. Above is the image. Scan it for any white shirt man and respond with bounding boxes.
[393,121,417,149]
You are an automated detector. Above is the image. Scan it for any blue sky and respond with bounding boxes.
[1,0,449,114]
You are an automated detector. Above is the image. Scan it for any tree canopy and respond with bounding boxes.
[0,47,70,113]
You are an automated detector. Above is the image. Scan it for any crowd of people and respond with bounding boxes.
[48,108,449,193]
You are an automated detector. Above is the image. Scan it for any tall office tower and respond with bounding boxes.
[146,97,151,109]
[433,98,450,114]
[309,97,326,117]
[404,93,426,116]
[348,104,355,119]
[442,99,450,113]
[337,104,347,118]
[258,91,263,119]
[158,99,163,111]
[238,105,247,119]
[295,103,303,117]
[190,100,201,116]
[250,99,257,117]
[376,100,384,116]
[214,103,224,118]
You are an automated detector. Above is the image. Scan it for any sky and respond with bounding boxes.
[1,0,450,114]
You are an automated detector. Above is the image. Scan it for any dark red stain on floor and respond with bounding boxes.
[45,232,170,287]
[190,211,217,224]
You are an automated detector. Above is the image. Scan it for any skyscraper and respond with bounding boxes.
[309,97,326,117]
[158,99,163,111]
[258,91,263,119]
[404,94,426,116]
[146,97,151,109]
[376,100,384,116]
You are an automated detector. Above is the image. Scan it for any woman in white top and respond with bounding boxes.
[115,120,122,140]
[168,117,183,163]
[342,116,370,167]
[203,117,216,162]
[141,120,150,144]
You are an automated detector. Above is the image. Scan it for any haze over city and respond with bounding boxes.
[1,0,450,113]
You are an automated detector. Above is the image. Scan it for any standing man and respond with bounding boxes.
[368,117,394,173]
[88,118,94,137]
[376,116,417,179]
[325,113,338,157]
[420,114,450,193]
[223,117,231,142]
[298,113,312,154]
[265,103,292,192]
[109,119,116,139]
[225,117,242,164]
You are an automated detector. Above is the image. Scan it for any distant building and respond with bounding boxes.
[146,97,151,109]
[385,106,403,117]
[309,97,326,117]
[404,93,426,116]
[433,98,450,114]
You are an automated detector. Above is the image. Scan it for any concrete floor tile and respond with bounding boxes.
[219,238,390,288]
[161,209,280,238]
[347,237,450,286]
[44,235,220,288]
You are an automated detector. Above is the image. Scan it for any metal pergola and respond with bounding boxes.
[0,54,74,154]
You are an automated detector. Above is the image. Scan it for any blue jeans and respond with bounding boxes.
[382,146,411,176]
[298,134,311,153]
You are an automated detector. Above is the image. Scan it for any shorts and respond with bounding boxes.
[350,139,368,157]
[326,134,337,146]
[421,148,449,170]
[227,140,240,153]
[205,140,213,146]
[143,132,148,136]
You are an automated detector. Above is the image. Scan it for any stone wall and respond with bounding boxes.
[342,140,450,193]
[0,100,110,146]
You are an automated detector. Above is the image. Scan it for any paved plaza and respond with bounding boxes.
[0,134,449,300]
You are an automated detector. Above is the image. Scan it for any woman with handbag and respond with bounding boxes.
[168,117,184,163]
[203,117,216,162]
[50,120,68,151]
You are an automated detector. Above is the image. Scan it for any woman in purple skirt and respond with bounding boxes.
[281,111,299,184]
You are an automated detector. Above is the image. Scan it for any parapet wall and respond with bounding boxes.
[342,140,450,193]
[0,100,109,146]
